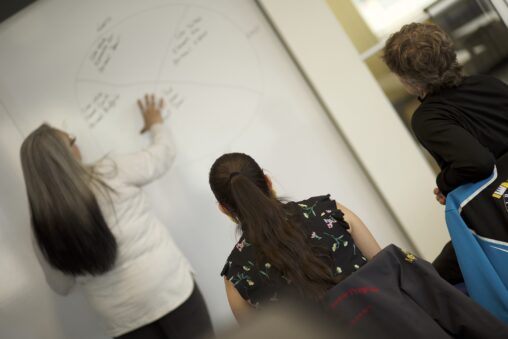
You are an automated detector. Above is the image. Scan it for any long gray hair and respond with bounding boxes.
[20,124,117,276]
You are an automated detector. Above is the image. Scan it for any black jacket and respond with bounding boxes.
[412,75,508,194]
[324,245,508,339]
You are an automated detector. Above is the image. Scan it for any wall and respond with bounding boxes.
[0,0,413,338]
[259,0,449,260]
[326,0,407,103]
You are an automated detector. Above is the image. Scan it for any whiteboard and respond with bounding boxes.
[0,0,412,338]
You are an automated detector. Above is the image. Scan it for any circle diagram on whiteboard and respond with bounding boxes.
[75,4,263,163]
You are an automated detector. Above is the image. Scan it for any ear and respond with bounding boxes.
[219,203,235,219]
[264,174,273,190]
[264,174,276,197]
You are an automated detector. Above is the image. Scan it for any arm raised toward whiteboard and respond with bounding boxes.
[113,95,176,186]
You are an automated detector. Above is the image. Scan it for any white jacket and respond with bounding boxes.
[33,124,194,337]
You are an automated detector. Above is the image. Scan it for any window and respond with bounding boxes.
[352,0,435,38]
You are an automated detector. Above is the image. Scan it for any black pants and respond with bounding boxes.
[433,241,464,284]
[325,245,508,339]
[116,284,214,339]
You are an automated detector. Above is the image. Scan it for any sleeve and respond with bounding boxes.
[112,123,176,186]
[32,237,76,296]
[301,195,348,230]
[221,259,232,277]
[221,260,251,302]
[412,112,495,194]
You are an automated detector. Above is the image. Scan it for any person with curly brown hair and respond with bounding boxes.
[383,23,508,284]
[382,23,508,198]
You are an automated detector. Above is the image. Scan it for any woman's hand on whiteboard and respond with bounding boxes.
[137,94,164,134]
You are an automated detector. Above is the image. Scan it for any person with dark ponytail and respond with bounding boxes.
[209,153,381,321]
[21,95,213,339]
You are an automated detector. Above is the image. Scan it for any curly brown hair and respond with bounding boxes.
[383,23,463,94]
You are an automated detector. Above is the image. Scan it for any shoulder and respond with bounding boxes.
[457,75,508,95]
[295,195,343,214]
[90,157,131,194]
[411,98,446,124]
[411,99,457,141]
[477,74,508,92]
[411,108,431,136]
[92,152,147,187]
[291,195,349,230]
[295,194,331,206]
[294,195,340,211]
[92,155,120,178]
[468,74,502,84]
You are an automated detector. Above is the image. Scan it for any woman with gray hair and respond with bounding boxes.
[20,95,213,339]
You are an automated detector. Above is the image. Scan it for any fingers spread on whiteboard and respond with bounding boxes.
[138,93,164,134]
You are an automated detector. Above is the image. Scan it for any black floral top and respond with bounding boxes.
[221,195,367,307]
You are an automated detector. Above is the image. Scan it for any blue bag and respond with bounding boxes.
[446,167,508,324]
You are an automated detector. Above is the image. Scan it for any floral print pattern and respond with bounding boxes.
[236,239,250,252]
[221,195,367,306]
[298,201,318,219]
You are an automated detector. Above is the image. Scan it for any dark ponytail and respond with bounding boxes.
[210,153,339,299]
[20,124,117,276]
